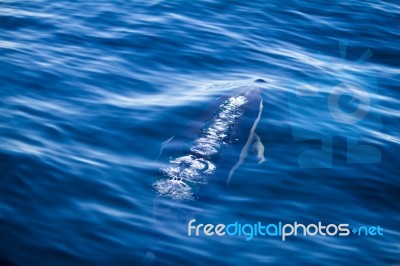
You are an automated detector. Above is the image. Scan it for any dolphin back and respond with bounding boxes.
[153,84,263,201]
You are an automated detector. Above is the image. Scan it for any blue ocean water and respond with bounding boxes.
[0,0,399,265]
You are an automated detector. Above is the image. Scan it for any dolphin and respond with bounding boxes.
[141,80,266,265]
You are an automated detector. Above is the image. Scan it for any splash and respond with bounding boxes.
[154,96,248,200]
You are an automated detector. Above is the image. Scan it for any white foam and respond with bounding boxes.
[154,95,248,200]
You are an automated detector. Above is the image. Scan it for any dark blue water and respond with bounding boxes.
[0,1,399,265]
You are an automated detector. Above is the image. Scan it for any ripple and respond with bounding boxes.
[0,0,399,265]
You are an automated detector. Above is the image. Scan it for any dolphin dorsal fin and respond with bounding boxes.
[252,133,266,164]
